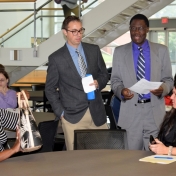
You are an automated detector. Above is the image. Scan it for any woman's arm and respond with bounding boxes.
[0,128,20,162]
[149,138,176,155]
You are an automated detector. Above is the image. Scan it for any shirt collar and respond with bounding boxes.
[132,39,149,51]
[66,42,82,52]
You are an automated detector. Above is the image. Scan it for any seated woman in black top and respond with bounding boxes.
[149,75,176,155]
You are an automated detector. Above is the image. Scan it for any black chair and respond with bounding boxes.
[101,90,113,105]
[110,95,121,125]
[104,104,118,129]
[32,84,45,91]
[74,129,128,150]
[54,133,66,151]
[37,120,59,152]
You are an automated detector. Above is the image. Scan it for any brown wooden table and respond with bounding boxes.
[0,150,175,176]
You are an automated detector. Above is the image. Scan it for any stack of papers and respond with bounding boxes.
[139,155,176,164]
[82,75,96,93]
[129,78,162,94]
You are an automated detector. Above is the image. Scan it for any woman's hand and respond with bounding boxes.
[0,127,21,162]
[149,138,168,155]
[11,127,21,153]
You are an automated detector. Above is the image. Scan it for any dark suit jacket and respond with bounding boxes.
[45,42,109,126]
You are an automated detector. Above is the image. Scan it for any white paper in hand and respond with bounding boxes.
[129,78,162,94]
[82,75,96,93]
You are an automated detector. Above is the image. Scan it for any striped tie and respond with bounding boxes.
[137,47,145,99]
[76,49,87,78]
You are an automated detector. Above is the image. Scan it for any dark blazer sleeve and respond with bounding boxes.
[45,53,63,119]
[96,45,109,90]
[84,44,109,91]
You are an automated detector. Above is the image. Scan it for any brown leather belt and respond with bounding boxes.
[138,99,151,103]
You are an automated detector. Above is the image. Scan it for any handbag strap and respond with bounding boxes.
[17,90,29,108]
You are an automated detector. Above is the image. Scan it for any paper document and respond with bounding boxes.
[139,155,176,164]
[82,75,96,93]
[129,78,162,94]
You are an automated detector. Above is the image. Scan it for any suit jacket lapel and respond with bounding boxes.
[149,42,159,82]
[62,44,81,79]
[124,42,137,84]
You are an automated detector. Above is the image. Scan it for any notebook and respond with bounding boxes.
[139,155,176,164]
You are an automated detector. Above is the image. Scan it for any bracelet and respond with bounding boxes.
[168,146,173,156]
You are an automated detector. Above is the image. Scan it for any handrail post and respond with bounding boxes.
[41,10,43,43]
[1,38,4,47]
[79,0,81,19]
[33,1,37,57]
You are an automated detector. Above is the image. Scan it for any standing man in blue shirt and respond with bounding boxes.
[45,16,109,150]
[111,14,173,150]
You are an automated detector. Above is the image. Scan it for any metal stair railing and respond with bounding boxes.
[0,0,98,46]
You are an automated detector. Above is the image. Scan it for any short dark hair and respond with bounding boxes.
[130,14,149,27]
[0,69,10,87]
[62,16,82,30]
[0,64,5,71]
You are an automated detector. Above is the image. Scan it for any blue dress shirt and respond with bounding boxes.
[66,43,87,76]
[132,40,151,99]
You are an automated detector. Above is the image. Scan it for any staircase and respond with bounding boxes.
[0,0,174,85]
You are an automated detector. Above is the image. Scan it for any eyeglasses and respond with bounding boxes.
[66,27,85,36]
[129,26,147,32]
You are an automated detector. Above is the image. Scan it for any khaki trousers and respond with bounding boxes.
[61,108,108,150]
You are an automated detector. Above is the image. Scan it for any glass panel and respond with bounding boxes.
[150,0,176,18]
[0,0,53,48]
[158,32,165,45]
[168,31,176,76]
[0,0,103,48]
[101,31,131,68]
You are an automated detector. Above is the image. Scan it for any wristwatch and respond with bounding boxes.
[168,146,173,156]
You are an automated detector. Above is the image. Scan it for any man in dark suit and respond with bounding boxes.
[45,16,109,150]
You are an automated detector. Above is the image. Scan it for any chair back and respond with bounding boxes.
[38,120,58,152]
[10,86,21,92]
[32,84,45,91]
[110,95,121,124]
[104,105,117,129]
[74,129,128,150]
[101,90,113,105]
